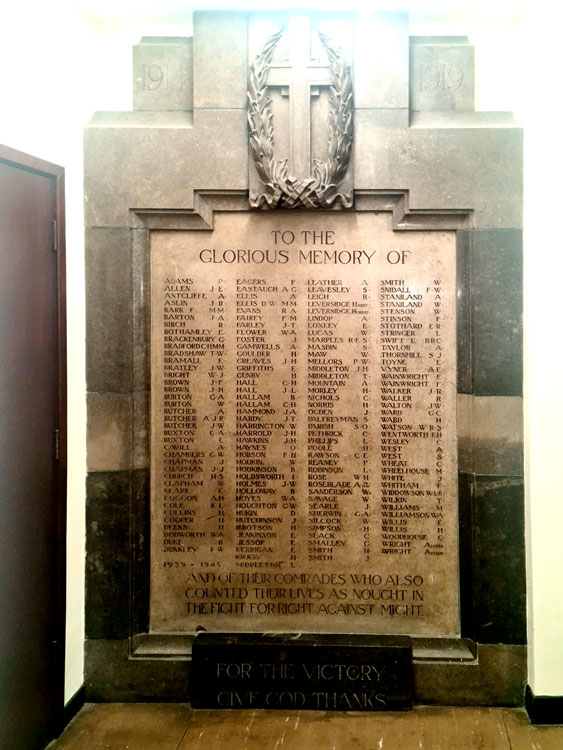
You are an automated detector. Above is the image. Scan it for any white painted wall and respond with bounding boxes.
[521,8,563,698]
[2,1,561,704]
[0,1,91,703]
[0,4,193,704]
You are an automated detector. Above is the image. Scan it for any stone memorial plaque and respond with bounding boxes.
[85,10,525,705]
[190,633,413,711]
[149,210,459,637]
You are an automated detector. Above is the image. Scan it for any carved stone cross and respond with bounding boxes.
[247,18,353,209]
[265,16,333,176]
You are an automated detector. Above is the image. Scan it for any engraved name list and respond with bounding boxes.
[150,211,459,636]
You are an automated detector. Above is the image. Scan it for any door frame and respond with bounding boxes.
[0,144,67,729]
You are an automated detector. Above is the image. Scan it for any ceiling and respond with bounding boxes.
[72,0,524,26]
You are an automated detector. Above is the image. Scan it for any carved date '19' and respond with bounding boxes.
[419,64,464,91]
[139,64,168,91]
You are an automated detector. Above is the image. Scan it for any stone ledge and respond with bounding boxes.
[87,111,194,129]
[129,633,477,664]
[410,111,519,129]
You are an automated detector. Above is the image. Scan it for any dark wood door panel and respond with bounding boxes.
[0,148,66,750]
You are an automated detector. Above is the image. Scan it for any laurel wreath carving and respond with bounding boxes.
[247,29,353,209]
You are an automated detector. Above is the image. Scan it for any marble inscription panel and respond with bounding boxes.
[150,211,459,636]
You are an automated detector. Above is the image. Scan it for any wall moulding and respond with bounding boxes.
[130,189,472,231]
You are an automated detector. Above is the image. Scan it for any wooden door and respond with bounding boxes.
[0,146,66,750]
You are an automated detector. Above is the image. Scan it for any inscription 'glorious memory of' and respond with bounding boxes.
[150,211,459,636]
